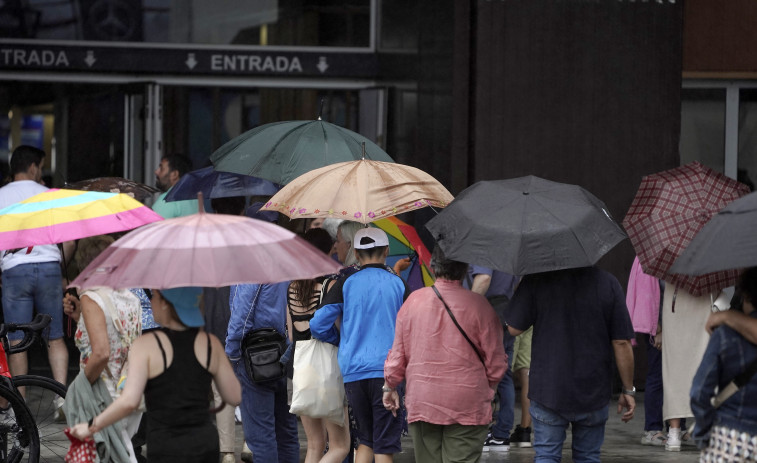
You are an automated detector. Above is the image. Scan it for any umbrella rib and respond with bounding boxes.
[528,194,594,263]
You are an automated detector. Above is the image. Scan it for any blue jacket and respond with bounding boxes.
[690,311,757,448]
[310,264,408,383]
[225,282,289,361]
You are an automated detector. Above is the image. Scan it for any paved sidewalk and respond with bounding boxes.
[232,394,702,462]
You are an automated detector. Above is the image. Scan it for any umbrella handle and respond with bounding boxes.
[58,242,76,337]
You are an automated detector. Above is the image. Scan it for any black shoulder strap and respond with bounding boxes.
[432,285,485,366]
[734,356,757,388]
[152,331,167,370]
[205,331,212,370]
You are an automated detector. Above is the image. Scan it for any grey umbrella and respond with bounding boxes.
[670,191,757,275]
[425,176,627,275]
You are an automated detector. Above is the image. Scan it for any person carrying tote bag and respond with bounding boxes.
[285,228,350,463]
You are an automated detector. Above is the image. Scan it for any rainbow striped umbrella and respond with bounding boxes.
[0,188,163,250]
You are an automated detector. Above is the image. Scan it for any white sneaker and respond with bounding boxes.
[640,430,666,446]
[221,453,236,463]
[241,442,253,462]
[665,428,681,451]
[53,397,66,423]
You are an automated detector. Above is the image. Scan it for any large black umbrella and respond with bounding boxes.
[425,176,627,275]
[670,191,757,275]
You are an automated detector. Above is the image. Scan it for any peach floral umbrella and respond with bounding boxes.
[259,159,454,224]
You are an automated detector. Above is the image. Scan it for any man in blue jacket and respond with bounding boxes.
[227,282,299,463]
[311,227,409,463]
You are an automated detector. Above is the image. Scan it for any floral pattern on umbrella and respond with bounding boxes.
[259,159,453,224]
[622,162,750,296]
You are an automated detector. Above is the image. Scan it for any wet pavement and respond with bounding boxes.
[231,393,702,462]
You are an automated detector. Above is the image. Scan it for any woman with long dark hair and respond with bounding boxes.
[287,228,350,463]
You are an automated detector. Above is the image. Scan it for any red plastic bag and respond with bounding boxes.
[64,428,97,463]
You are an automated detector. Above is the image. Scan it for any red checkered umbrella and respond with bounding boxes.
[622,162,750,296]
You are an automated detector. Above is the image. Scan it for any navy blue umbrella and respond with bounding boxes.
[165,166,280,202]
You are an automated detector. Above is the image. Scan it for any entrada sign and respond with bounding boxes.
[1,48,70,67]
[0,43,379,77]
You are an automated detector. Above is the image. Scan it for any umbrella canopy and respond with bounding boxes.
[259,159,453,224]
[425,176,627,275]
[164,166,280,202]
[622,161,750,296]
[66,177,159,203]
[0,189,162,251]
[373,216,435,289]
[209,119,394,185]
[670,191,757,276]
[69,212,343,290]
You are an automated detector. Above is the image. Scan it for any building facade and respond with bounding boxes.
[1,0,754,283]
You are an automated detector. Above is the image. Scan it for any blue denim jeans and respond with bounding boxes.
[643,334,664,432]
[234,360,299,462]
[530,400,609,463]
[490,330,515,439]
[1,262,63,341]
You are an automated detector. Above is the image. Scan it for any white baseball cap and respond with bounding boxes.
[354,227,389,249]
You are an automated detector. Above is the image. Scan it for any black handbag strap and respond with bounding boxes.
[734,356,757,388]
[432,285,485,366]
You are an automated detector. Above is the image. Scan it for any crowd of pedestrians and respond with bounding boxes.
[1,143,756,463]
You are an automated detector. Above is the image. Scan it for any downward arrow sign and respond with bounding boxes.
[186,53,197,70]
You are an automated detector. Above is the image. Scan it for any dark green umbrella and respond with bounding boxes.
[425,176,627,275]
[210,119,394,185]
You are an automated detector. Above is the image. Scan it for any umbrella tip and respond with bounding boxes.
[197,192,205,213]
[318,98,325,121]
[361,142,366,160]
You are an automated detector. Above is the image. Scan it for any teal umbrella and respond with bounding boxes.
[210,119,394,185]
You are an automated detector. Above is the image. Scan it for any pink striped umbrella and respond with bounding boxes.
[70,212,343,290]
[0,188,162,250]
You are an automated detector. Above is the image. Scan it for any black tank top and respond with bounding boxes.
[288,276,332,342]
[144,328,218,462]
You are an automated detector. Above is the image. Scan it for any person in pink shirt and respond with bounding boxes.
[383,246,507,463]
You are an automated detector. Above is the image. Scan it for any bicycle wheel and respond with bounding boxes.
[0,382,40,463]
[11,377,67,463]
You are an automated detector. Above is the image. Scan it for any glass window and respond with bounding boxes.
[680,88,725,172]
[4,0,371,48]
[738,89,757,191]
[163,86,361,171]
[379,0,418,51]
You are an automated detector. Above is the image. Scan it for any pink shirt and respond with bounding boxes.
[384,279,506,426]
[626,257,660,338]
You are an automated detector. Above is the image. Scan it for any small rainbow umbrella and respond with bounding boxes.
[0,188,163,250]
[372,216,434,290]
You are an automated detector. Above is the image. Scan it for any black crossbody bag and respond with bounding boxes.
[241,286,287,383]
[432,285,485,365]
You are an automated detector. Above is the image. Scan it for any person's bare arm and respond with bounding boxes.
[612,339,636,422]
[208,334,241,406]
[706,310,757,343]
[80,295,110,384]
[471,274,492,296]
[69,336,151,440]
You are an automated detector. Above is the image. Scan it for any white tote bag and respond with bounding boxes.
[289,339,346,426]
